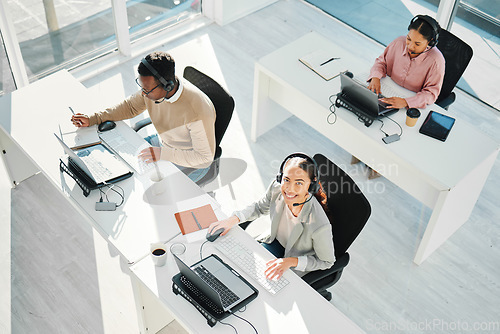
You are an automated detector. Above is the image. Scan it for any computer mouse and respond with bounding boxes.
[98,121,116,132]
[206,227,225,242]
[344,71,354,79]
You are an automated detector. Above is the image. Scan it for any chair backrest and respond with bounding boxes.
[183,66,235,159]
[435,29,473,105]
[313,154,371,258]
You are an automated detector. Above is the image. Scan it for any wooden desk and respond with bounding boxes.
[130,227,365,333]
[252,32,499,264]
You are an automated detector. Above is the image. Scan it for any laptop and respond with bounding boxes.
[340,72,398,118]
[55,133,133,187]
[97,122,155,175]
[173,253,258,313]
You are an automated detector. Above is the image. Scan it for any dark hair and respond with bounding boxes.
[138,51,175,83]
[408,17,439,43]
[289,157,330,215]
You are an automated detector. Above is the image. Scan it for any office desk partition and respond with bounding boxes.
[252,32,499,264]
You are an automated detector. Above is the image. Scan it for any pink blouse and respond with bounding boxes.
[369,36,445,109]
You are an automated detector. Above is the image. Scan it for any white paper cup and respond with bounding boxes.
[150,243,167,266]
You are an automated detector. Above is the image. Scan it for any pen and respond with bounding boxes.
[191,212,202,230]
[320,57,341,66]
[70,106,83,126]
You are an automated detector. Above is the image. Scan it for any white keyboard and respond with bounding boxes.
[215,236,289,295]
[380,77,415,99]
[355,72,411,99]
[381,82,406,98]
[99,127,154,174]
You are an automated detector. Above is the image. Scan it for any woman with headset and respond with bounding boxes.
[208,153,335,280]
[367,15,445,109]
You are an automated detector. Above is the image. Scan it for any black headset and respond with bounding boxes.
[276,153,320,194]
[408,14,440,48]
[140,58,175,92]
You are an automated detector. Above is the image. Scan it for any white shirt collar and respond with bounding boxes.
[164,77,183,103]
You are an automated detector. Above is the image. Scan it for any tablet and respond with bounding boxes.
[419,110,455,142]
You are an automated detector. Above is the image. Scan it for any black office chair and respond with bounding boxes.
[240,153,371,300]
[435,29,473,110]
[301,153,371,301]
[134,66,235,187]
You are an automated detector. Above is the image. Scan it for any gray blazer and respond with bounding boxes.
[233,181,335,276]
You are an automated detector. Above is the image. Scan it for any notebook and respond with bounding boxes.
[174,204,218,235]
[340,72,398,118]
[58,124,101,150]
[55,133,133,186]
[173,254,258,313]
[419,111,455,142]
[299,49,345,81]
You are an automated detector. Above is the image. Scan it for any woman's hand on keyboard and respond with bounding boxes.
[367,78,381,95]
[139,147,161,163]
[208,216,240,236]
[265,257,298,280]
[379,96,408,109]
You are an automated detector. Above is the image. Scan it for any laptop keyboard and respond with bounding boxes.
[215,236,289,295]
[99,129,154,174]
[179,275,224,314]
[194,265,240,308]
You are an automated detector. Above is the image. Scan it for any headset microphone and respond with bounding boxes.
[154,94,168,104]
[292,195,313,207]
[410,47,432,55]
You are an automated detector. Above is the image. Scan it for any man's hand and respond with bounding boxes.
[265,257,298,280]
[139,147,161,163]
[380,97,408,109]
[71,113,90,127]
[367,78,381,95]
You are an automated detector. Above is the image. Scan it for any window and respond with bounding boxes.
[0,31,15,96]
[304,0,500,110]
[2,0,201,83]
[127,0,201,43]
[304,0,439,47]
[449,0,500,108]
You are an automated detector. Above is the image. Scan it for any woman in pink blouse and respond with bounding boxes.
[367,15,445,109]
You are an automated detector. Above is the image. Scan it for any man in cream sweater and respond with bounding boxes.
[72,51,216,182]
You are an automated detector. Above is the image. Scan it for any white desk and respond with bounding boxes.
[1,70,364,333]
[252,32,499,264]
[130,227,364,334]
[0,70,222,264]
